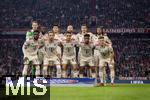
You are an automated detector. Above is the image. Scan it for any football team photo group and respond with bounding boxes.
[23,21,115,86]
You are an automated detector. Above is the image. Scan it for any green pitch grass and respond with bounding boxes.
[1,84,150,100]
[50,84,150,100]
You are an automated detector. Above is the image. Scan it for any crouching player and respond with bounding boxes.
[95,36,115,86]
[78,34,95,78]
[43,31,61,78]
[22,30,42,77]
[61,32,78,78]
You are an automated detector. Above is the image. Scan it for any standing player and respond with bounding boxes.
[76,24,96,43]
[43,24,63,41]
[40,26,48,35]
[43,31,61,78]
[95,26,112,46]
[78,34,95,78]
[66,25,73,33]
[22,30,42,77]
[61,32,78,78]
[38,26,48,65]
[95,26,113,84]
[25,21,44,76]
[52,24,64,41]
[66,25,76,39]
[95,36,115,86]
[26,21,39,40]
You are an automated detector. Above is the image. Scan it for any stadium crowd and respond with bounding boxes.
[0,38,24,76]
[0,0,149,29]
[112,35,150,80]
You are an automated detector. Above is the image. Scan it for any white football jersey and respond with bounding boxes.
[95,45,113,59]
[44,39,61,58]
[22,39,42,56]
[61,39,77,57]
[78,42,94,58]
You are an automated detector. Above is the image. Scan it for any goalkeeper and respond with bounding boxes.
[25,21,39,76]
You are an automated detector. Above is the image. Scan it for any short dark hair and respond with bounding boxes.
[81,24,87,27]
[98,36,104,39]
[84,34,90,38]
[32,21,38,24]
[53,23,59,27]
[65,31,72,35]
[33,30,40,35]
[48,31,54,34]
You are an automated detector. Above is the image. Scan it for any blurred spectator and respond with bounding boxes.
[112,34,150,79]
[0,38,24,76]
[0,0,149,29]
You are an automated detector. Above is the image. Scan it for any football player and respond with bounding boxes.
[78,34,95,78]
[43,31,61,78]
[22,30,42,77]
[95,36,115,86]
[61,32,78,78]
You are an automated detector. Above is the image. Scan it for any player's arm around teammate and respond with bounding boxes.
[96,36,115,86]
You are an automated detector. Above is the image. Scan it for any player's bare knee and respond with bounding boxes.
[79,67,84,74]
[109,65,114,71]
[91,66,95,73]
[62,64,67,70]
[72,64,78,70]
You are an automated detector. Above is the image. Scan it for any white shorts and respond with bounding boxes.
[99,58,114,69]
[94,52,99,66]
[79,56,94,67]
[43,56,60,66]
[62,56,76,65]
[23,55,40,65]
[38,51,44,64]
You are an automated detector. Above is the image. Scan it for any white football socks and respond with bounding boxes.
[22,65,28,76]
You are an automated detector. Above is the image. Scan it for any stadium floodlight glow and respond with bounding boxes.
[5,77,47,96]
